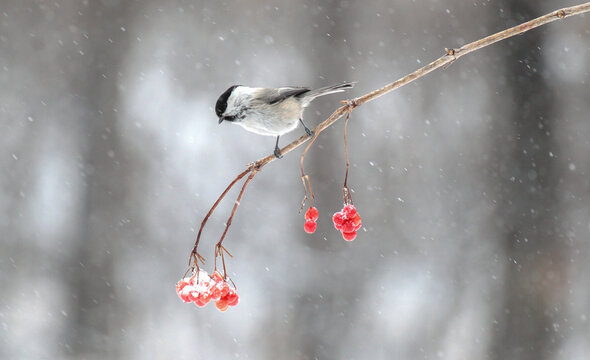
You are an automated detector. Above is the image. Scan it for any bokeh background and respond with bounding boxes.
[2,0,590,359]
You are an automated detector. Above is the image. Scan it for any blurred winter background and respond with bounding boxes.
[2,0,590,359]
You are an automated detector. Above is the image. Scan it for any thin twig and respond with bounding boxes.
[213,169,258,265]
[189,3,590,265]
[190,167,251,266]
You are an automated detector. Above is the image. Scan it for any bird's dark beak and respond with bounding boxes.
[218,117,224,124]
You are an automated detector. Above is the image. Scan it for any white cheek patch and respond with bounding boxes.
[226,87,259,116]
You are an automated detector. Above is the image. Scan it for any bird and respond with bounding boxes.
[215,82,354,158]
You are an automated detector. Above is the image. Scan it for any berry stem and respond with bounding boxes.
[300,174,315,212]
[342,107,355,205]
[299,119,324,210]
[213,168,258,266]
[343,110,350,190]
[215,243,233,278]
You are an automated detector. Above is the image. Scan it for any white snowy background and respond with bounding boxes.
[1,1,590,359]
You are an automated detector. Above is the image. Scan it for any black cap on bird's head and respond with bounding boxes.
[216,85,240,123]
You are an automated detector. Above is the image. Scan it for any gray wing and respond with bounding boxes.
[265,87,310,104]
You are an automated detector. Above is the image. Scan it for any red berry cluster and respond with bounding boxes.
[303,206,319,234]
[332,204,362,241]
[176,270,239,311]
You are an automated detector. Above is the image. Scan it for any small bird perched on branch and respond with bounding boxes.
[215,82,354,158]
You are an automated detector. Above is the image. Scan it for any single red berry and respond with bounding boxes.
[343,204,357,219]
[192,287,205,301]
[342,231,357,241]
[176,279,197,303]
[194,296,208,308]
[304,220,317,234]
[341,219,357,233]
[212,271,224,283]
[200,289,212,304]
[220,282,230,297]
[178,289,193,303]
[332,212,345,230]
[351,213,362,229]
[215,298,230,312]
[182,288,197,303]
[305,206,319,222]
[211,286,222,301]
[176,279,190,295]
[227,291,239,306]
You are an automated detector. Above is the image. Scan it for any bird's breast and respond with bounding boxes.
[237,99,303,136]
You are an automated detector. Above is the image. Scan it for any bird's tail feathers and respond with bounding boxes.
[303,82,355,100]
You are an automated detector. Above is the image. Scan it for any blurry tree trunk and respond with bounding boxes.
[64,2,134,357]
[490,1,567,359]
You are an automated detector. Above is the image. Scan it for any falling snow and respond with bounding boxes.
[2,2,590,360]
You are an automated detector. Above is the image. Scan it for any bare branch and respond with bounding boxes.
[189,2,590,265]
[214,169,259,251]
